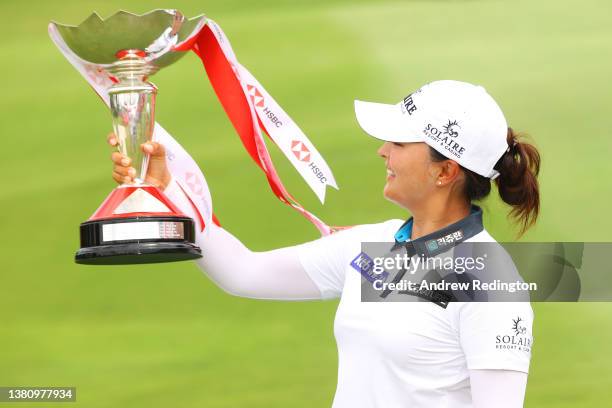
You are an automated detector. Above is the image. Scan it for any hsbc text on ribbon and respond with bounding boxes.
[308,162,327,184]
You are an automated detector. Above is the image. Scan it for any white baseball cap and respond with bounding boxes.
[354,80,508,179]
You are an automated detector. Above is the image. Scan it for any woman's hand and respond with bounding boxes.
[107,133,172,190]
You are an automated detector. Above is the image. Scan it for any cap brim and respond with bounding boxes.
[354,100,423,143]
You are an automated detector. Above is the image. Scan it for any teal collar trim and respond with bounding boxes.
[394,218,413,242]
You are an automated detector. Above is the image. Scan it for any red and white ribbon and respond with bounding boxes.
[49,17,337,236]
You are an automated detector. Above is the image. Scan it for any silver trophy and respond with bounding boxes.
[51,10,206,265]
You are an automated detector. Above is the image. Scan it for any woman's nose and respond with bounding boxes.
[377,142,390,159]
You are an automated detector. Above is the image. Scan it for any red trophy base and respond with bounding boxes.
[75,184,202,265]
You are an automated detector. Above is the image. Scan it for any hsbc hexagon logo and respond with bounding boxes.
[185,172,204,195]
[292,141,329,184]
[246,84,264,107]
[291,140,311,162]
[246,84,284,128]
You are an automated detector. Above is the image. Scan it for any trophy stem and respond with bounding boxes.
[108,50,158,185]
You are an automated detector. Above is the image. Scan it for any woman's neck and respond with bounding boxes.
[409,199,471,240]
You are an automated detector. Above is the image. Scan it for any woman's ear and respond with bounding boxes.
[435,160,463,186]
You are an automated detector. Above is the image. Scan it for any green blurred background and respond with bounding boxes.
[1,0,611,406]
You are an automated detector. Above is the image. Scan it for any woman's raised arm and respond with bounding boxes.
[108,133,324,300]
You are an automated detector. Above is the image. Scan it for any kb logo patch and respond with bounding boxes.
[350,252,388,283]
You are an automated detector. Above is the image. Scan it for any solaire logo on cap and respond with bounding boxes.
[401,86,425,115]
[402,94,418,115]
[423,119,466,159]
[443,120,460,137]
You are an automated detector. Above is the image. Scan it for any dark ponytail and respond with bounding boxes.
[493,127,541,235]
[429,127,541,236]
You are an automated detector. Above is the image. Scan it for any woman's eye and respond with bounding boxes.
[392,142,403,147]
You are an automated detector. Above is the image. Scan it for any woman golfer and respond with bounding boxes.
[109,80,540,407]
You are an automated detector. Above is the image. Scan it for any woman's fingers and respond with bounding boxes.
[112,171,132,185]
[107,132,118,147]
[111,153,134,175]
[111,148,135,184]
[113,164,136,177]
[111,151,131,166]
[109,133,139,185]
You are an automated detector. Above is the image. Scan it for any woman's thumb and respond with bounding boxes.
[143,141,165,158]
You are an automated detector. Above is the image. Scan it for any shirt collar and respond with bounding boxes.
[392,205,484,257]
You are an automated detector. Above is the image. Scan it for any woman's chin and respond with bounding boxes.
[383,186,411,209]
[383,185,397,202]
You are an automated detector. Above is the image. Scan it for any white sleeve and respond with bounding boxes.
[458,302,534,373]
[294,228,356,299]
[469,369,528,408]
[163,178,323,300]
